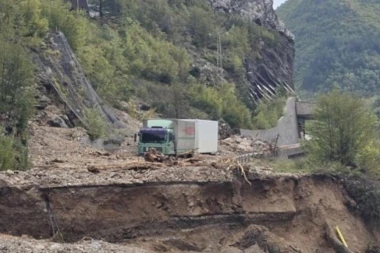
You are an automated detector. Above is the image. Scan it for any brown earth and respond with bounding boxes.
[0,104,379,252]
[1,162,378,252]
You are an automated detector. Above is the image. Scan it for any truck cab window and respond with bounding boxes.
[169,133,174,142]
[141,132,166,143]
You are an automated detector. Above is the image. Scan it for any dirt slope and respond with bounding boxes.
[0,234,151,253]
[1,162,378,252]
[1,102,378,252]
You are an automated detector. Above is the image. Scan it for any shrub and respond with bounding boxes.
[0,132,30,171]
[219,83,253,129]
[83,108,107,140]
[21,0,49,37]
[344,178,380,229]
[189,84,223,119]
[0,135,16,171]
[356,140,380,176]
[41,0,87,51]
[252,92,286,129]
[306,89,379,167]
[187,6,215,47]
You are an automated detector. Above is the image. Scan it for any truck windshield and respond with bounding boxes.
[140,131,167,143]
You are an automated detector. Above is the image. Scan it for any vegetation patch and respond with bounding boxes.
[252,92,287,129]
[304,89,379,171]
[83,108,107,140]
[344,177,380,229]
[278,0,380,94]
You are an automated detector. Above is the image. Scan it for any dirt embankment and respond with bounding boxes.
[0,169,378,253]
[1,102,377,252]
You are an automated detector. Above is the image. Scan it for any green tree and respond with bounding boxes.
[87,0,122,18]
[219,83,253,129]
[0,135,16,170]
[187,7,215,47]
[0,41,35,131]
[306,89,379,167]
[83,108,107,140]
[41,0,87,51]
[252,92,286,129]
[21,0,49,37]
[189,84,222,119]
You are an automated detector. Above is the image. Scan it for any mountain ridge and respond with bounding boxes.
[277,0,380,94]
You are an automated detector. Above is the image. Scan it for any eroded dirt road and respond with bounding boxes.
[1,163,377,253]
[0,109,378,252]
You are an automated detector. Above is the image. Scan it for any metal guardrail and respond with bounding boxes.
[235,152,274,164]
[235,145,304,164]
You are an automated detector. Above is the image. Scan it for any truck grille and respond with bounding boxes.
[145,147,163,152]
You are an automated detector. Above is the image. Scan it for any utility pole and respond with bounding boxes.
[215,16,229,70]
[216,30,222,70]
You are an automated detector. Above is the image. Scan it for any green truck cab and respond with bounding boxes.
[137,119,175,155]
[137,127,176,155]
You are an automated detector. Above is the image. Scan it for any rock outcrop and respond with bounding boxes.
[34,32,125,130]
[69,0,88,10]
[207,0,293,38]
[207,0,295,103]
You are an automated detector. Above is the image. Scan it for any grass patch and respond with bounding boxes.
[267,157,355,175]
[267,158,316,173]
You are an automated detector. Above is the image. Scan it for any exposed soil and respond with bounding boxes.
[0,234,151,253]
[1,163,378,252]
[1,104,379,252]
[5,27,373,252]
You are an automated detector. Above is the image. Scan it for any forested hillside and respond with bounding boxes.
[2,0,292,126]
[277,0,380,94]
[0,0,292,169]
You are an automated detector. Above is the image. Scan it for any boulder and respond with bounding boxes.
[219,120,234,140]
[48,116,69,128]
[35,95,51,110]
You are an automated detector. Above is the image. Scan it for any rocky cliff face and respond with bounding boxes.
[208,0,295,102]
[68,0,88,10]
[207,0,292,37]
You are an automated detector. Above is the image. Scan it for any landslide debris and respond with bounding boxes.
[1,161,379,253]
[220,135,275,155]
[2,77,379,253]
[0,234,151,253]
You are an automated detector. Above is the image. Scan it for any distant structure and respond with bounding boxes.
[240,97,316,158]
[68,0,89,11]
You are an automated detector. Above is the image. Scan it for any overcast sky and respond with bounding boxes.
[273,0,288,9]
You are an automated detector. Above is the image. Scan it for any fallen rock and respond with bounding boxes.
[47,117,69,128]
[144,148,167,162]
[219,120,234,139]
[5,170,15,176]
[88,166,100,174]
[221,135,274,156]
[35,95,51,110]
[50,158,66,163]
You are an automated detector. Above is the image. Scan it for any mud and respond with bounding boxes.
[0,169,378,252]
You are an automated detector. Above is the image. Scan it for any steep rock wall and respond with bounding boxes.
[207,0,295,102]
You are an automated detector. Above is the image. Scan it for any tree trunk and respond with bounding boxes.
[99,0,103,18]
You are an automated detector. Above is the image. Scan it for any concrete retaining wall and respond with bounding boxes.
[241,97,300,146]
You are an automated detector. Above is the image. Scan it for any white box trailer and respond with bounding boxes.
[174,119,218,154]
[138,119,218,155]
